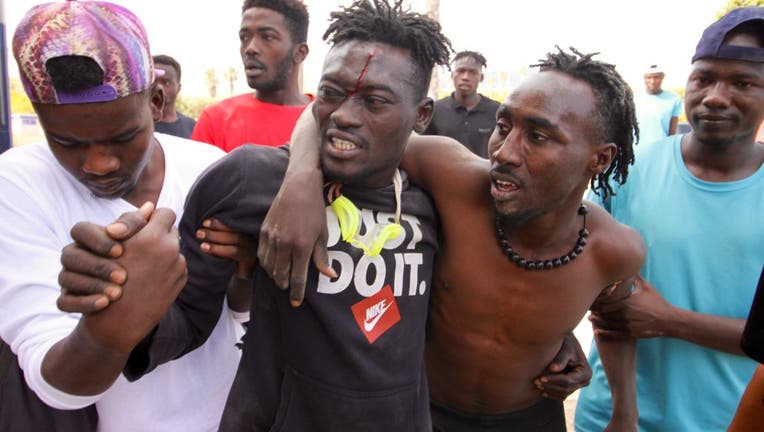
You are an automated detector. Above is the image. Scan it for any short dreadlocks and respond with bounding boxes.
[322,0,452,99]
[533,47,638,200]
[454,50,487,68]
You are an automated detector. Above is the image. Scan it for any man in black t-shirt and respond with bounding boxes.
[55,1,451,430]
[153,55,197,138]
[423,50,501,158]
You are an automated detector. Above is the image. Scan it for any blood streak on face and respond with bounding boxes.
[350,50,378,95]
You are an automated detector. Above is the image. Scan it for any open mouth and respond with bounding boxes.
[245,63,264,77]
[331,137,358,151]
[493,178,519,192]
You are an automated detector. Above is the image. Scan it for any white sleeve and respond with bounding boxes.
[223,297,250,324]
[0,175,106,409]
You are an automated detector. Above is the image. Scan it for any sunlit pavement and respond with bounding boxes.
[565,313,594,429]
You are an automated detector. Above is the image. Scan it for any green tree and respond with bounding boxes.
[176,95,216,120]
[205,68,219,99]
[223,66,238,97]
[9,78,34,114]
[717,0,764,18]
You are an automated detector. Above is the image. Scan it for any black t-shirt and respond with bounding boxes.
[128,145,439,431]
[154,112,197,139]
[422,93,501,159]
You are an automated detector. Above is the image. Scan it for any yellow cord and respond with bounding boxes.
[330,192,403,257]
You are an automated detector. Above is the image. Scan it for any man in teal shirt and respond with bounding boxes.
[576,7,764,431]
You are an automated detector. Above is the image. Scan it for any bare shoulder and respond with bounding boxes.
[404,134,489,197]
[585,199,646,281]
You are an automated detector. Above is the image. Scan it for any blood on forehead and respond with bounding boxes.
[350,50,378,95]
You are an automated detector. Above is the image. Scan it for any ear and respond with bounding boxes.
[589,142,617,175]
[413,97,434,134]
[480,72,485,82]
[293,42,309,65]
[150,84,165,121]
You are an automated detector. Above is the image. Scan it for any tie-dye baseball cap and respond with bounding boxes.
[12,0,154,104]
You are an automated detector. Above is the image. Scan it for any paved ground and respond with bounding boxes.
[565,390,580,430]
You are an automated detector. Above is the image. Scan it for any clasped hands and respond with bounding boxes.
[57,202,257,317]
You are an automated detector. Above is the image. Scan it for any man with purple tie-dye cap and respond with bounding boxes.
[0,1,245,430]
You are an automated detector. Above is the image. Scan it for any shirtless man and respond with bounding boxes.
[256,47,646,430]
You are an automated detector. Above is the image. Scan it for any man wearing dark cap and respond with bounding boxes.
[0,1,246,431]
[576,7,764,431]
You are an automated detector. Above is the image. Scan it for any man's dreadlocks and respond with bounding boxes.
[322,0,452,99]
[533,47,638,200]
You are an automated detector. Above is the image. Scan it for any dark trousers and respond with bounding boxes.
[0,341,97,431]
[431,398,565,432]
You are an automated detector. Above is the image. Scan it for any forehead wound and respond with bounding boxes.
[351,50,378,95]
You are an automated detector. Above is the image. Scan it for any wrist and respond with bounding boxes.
[660,305,685,339]
[80,314,141,356]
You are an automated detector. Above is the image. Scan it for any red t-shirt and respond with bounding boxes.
[191,93,314,152]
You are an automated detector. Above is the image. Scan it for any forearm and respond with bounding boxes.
[663,308,746,355]
[226,275,252,313]
[287,103,321,175]
[596,335,637,424]
[41,318,132,397]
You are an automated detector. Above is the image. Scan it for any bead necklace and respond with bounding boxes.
[495,203,589,271]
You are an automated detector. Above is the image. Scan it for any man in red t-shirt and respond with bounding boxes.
[192,0,314,152]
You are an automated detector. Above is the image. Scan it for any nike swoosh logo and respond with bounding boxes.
[364,302,393,332]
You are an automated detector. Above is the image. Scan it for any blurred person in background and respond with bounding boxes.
[634,64,682,144]
[191,0,313,151]
[422,50,500,158]
[153,54,197,138]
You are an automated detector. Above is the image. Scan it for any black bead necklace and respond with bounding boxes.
[495,203,589,271]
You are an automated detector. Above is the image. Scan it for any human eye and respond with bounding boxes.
[50,137,80,148]
[528,130,549,143]
[692,74,713,86]
[494,119,511,136]
[363,94,390,107]
[318,85,345,103]
[111,130,141,145]
[259,30,278,42]
[734,80,754,89]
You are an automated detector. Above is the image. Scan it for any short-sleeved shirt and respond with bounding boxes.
[154,112,197,139]
[423,93,500,158]
[635,90,683,145]
[575,135,763,432]
[191,93,314,152]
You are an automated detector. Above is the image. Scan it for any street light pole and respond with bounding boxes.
[0,0,10,153]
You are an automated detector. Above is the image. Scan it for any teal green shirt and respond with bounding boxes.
[576,135,763,431]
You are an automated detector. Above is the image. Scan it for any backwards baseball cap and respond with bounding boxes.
[12,0,153,104]
[692,6,764,64]
[644,64,664,75]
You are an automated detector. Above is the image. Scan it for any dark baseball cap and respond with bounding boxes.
[691,6,764,64]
